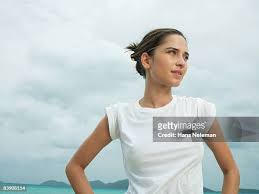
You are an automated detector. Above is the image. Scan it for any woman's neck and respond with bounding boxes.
[140,79,173,108]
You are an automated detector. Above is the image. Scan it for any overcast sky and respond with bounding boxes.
[0,0,259,191]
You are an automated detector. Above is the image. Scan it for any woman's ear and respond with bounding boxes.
[140,52,152,70]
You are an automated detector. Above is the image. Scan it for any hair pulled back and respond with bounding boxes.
[125,28,186,79]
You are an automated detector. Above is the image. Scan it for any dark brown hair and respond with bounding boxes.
[125,28,187,79]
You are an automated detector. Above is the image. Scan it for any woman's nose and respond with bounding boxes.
[176,57,187,67]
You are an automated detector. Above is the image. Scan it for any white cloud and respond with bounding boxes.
[0,0,258,190]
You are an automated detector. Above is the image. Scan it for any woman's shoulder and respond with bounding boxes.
[175,95,216,116]
[105,100,136,111]
[175,95,215,105]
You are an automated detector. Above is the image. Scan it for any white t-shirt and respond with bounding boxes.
[105,95,216,194]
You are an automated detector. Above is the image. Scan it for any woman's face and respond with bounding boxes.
[144,34,189,87]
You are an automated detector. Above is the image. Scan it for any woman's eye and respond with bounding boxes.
[168,50,176,54]
[184,56,189,61]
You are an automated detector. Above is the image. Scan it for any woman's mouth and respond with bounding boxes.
[171,70,182,78]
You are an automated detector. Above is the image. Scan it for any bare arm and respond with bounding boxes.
[204,119,240,194]
[65,115,112,194]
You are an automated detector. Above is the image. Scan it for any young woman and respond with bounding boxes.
[65,28,240,194]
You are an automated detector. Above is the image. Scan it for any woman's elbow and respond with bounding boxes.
[236,167,240,185]
[65,161,79,175]
[224,166,240,184]
[65,161,73,175]
[224,166,240,176]
[231,167,240,179]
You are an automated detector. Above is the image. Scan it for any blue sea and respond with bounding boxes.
[0,186,258,194]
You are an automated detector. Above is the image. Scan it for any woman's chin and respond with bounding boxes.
[163,82,181,88]
[168,78,182,87]
[171,82,181,87]
[157,77,182,87]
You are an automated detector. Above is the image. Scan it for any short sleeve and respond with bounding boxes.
[196,98,217,133]
[197,98,216,117]
[105,103,120,140]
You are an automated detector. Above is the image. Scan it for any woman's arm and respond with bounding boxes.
[65,115,112,194]
[204,119,240,194]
